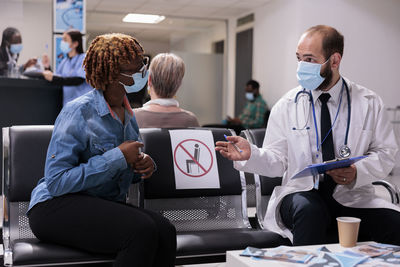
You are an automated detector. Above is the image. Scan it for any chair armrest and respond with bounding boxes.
[372,180,400,204]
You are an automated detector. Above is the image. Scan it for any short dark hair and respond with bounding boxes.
[247,80,260,90]
[1,27,20,48]
[305,25,344,60]
[66,29,84,54]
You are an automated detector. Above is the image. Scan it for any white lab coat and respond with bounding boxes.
[234,77,400,242]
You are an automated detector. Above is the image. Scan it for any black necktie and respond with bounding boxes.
[319,93,336,194]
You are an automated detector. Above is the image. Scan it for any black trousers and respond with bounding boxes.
[280,189,400,246]
[28,194,176,267]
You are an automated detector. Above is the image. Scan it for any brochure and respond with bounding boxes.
[350,243,400,258]
[240,246,315,264]
[309,252,368,267]
[357,252,400,266]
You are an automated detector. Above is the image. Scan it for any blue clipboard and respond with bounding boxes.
[292,156,367,179]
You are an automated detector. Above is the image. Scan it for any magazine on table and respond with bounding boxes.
[240,246,315,264]
[349,243,400,258]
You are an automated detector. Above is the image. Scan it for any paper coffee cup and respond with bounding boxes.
[336,217,361,247]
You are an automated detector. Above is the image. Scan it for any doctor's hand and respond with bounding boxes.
[215,136,251,161]
[326,164,357,185]
[132,153,155,179]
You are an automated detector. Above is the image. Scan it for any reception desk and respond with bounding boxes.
[0,77,62,192]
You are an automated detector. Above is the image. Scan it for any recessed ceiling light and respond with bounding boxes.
[123,13,165,24]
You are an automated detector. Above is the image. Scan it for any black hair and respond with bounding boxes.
[66,29,84,54]
[1,27,20,48]
[247,80,260,90]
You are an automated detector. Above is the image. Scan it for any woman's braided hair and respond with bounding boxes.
[83,33,144,91]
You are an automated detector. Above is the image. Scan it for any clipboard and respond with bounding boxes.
[292,156,367,179]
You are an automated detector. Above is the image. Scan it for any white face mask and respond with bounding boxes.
[245,92,255,101]
[119,57,149,93]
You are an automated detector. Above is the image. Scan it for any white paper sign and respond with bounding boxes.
[169,130,220,189]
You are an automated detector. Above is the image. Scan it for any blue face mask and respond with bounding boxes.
[9,43,23,54]
[119,64,149,93]
[296,59,329,90]
[60,40,71,54]
[245,92,255,101]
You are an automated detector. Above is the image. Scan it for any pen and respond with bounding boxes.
[224,134,243,153]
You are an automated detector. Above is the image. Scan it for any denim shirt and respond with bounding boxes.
[28,89,141,211]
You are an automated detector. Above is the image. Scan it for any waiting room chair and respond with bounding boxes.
[139,128,290,265]
[238,131,257,227]
[2,126,114,266]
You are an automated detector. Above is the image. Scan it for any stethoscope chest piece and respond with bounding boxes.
[339,145,351,158]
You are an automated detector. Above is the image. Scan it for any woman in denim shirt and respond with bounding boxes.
[27,33,176,267]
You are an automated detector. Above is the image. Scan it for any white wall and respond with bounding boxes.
[253,0,400,109]
[170,22,226,54]
[0,0,52,66]
[139,39,170,58]
[170,22,227,123]
[172,51,223,125]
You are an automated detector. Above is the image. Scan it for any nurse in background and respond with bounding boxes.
[0,27,37,76]
[43,29,92,105]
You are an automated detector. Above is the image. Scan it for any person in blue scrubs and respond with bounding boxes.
[28,33,176,267]
[42,29,92,105]
[0,27,40,76]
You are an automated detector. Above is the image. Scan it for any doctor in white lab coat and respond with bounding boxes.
[216,25,400,246]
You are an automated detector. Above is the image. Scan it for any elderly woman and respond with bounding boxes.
[134,53,200,128]
[27,33,176,267]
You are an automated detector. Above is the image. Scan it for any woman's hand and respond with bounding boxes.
[118,141,144,165]
[132,153,155,179]
[23,58,37,70]
[215,136,251,161]
[43,70,54,81]
[41,53,51,69]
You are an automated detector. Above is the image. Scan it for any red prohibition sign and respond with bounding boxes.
[173,138,213,178]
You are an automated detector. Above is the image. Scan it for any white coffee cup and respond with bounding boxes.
[336,217,361,247]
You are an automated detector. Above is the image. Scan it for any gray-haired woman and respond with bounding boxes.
[134,53,200,128]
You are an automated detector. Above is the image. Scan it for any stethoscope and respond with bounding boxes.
[293,78,351,159]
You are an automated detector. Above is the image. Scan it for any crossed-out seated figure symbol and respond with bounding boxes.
[186,144,200,174]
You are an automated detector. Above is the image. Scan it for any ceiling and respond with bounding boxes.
[23,0,271,42]
[85,0,271,42]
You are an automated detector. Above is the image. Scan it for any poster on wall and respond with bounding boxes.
[53,0,86,33]
[53,34,64,72]
[53,34,86,72]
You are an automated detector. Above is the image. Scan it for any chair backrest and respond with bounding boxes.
[244,128,282,228]
[239,131,256,208]
[263,109,271,127]
[139,128,250,232]
[3,125,53,242]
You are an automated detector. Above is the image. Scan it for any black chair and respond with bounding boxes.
[2,126,114,266]
[244,128,400,239]
[238,131,257,228]
[139,128,290,265]
[263,109,271,127]
[243,128,282,229]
